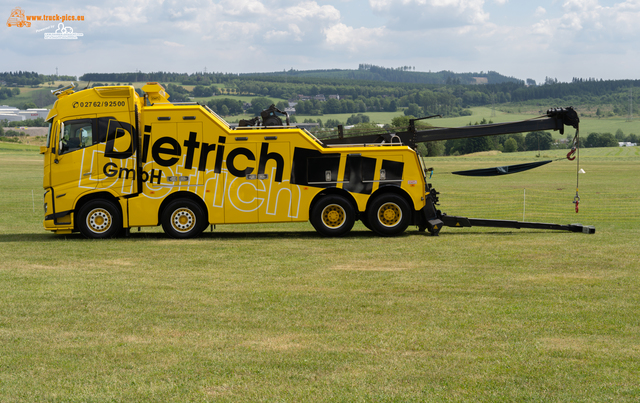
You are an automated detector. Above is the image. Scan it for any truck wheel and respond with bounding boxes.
[161,199,207,239]
[78,199,122,239]
[367,194,411,237]
[310,195,355,237]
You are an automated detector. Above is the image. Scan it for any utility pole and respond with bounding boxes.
[628,87,633,122]
[491,93,496,117]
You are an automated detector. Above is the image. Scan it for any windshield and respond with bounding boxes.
[417,149,428,180]
[45,121,52,148]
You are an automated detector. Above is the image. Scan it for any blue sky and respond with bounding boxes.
[2,0,639,84]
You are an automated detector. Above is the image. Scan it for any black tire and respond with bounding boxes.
[161,199,207,239]
[310,195,355,237]
[367,193,411,237]
[77,199,122,239]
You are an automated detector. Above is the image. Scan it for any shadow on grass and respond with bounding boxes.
[0,228,575,243]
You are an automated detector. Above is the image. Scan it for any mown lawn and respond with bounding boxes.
[0,146,638,402]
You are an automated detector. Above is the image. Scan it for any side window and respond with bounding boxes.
[97,117,130,144]
[98,117,135,158]
[97,117,115,144]
[60,119,93,154]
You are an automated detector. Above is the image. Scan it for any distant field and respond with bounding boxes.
[4,83,639,136]
[1,145,639,402]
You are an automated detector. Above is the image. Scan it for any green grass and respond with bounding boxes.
[1,147,639,400]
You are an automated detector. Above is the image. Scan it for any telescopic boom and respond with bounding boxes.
[322,107,580,149]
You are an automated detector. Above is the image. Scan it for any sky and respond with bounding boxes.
[2,0,640,84]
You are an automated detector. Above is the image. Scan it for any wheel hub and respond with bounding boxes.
[322,205,345,228]
[87,208,111,233]
[378,203,401,227]
[172,208,195,232]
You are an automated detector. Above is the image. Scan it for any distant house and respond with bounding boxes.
[298,95,312,101]
[284,107,296,115]
[328,94,340,100]
[314,94,326,102]
[619,142,638,147]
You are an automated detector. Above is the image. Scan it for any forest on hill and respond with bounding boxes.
[2,68,638,119]
[75,69,639,119]
[1,69,638,156]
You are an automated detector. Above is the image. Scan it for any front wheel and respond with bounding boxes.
[161,199,207,239]
[310,195,355,237]
[367,193,411,237]
[77,199,122,239]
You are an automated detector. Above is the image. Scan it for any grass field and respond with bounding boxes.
[1,143,638,402]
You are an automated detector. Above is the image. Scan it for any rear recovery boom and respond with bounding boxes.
[437,215,596,235]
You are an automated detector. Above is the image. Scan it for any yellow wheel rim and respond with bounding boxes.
[377,203,401,227]
[171,208,196,233]
[86,208,111,233]
[322,204,346,229]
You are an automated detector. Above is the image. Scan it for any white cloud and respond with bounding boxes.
[529,0,640,52]
[534,6,546,17]
[283,1,341,20]
[369,0,490,28]
[220,0,268,16]
[3,0,640,83]
[323,23,386,51]
[163,41,184,47]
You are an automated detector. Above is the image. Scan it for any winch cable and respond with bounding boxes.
[569,128,581,213]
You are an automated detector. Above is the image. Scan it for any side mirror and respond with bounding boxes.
[39,146,47,155]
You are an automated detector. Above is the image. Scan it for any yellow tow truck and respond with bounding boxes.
[40,82,593,238]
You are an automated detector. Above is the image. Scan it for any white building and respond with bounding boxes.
[0,106,49,122]
[0,105,24,122]
[19,108,49,120]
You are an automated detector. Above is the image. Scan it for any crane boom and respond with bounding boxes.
[321,107,579,149]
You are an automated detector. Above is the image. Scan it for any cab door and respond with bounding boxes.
[49,116,97,217]
[95,116,136,195]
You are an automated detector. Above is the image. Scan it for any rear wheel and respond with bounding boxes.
[77,199,122,239]
[310,195,355,237]
[367,193,411,237]
[161,199,207,239]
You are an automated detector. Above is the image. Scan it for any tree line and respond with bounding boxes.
[2,69,636,119]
